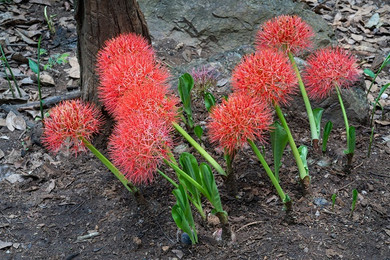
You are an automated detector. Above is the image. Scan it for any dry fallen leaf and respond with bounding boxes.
[375,120,390,126]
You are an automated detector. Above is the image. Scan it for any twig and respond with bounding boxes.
[339,181,356,191]
[353,162,364,170]
[369,172,390,178]
[236,221,264,233]
[1,91,81,112]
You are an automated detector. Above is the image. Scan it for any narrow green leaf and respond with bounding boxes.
[298,145,309,176]
[331,193,337,210]
[322,121,333,153]
[178,73,194,128]
[179,153,201,204]
[29,59,39,74]
[374,83,390,108]
[351,189,358,214]
[172,185,198,244]
[313,108,324,138]
[194,125,203,141]
[200,163,224,214]
[204,92,216,112]
[270,121,288,182]
[346,126,356,154]
[363,68,375,79]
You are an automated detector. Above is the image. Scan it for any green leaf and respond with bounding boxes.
[331,193,337,210]
[363,68,375,79]
[270,121,288,182]
[39,48,47,56]
[194,125,203,141]
[298,145,309,176]
[204,92,216,112]
[178,73,194,129]
[172,185,198,244]
[29,59,39,74]
[179,153,202,205]
[374,83,390,109]
[200,163,224,213]
[351,189,358,213]
[56,53,69,64]
[313,108,324,138]
[322,121,333,153]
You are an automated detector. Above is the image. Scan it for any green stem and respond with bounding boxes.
[274,104,310,184]
[163,158,208,198]
[80,136,138,194]
[335,85,350,140]
[37,36,44,122]
[287,51,318,144]
[0,45,21,98]
[248,139,288,204]
[172,122,226,176]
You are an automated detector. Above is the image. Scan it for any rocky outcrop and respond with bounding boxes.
[139,0,334,53]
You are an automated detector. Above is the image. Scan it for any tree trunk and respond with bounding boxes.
[74,0,151,105]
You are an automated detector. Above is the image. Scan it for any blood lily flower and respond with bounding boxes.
[231,48,298,105]
[303,47,360,167]
[208,92,291,209]
[109,113,174,185]
[255,15,314,55]
[208,92,272,155]
[98,55,170,115]
[42,99,103,155]
[303,47,360,100]
[97,33,154,74]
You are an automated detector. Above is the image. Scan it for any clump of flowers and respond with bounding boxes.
[231,47,309,188]
[256,15,320,149]
[303,47,360,167]
[231,49,298,105]
[42,99,103,155]
[255,15,314,55]
[208,92,291,210]
[41,99,143,200]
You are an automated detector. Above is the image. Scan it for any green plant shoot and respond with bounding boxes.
[313,108,324,139]
[270,121,288,182]
[204,92,216,112]
[331,193,337,211]
[368,83,390,157]
[172,185,198,244]
[350,189,358,217]
[178,73,195,129]
[365,53,390,97]
[322,121,333,154]
[194,125,203,141]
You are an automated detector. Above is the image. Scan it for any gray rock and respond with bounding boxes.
[314,79,370,127]
[5,174,24,184]
[140,0,333,53]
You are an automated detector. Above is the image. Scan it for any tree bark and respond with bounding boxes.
[75,0,151,105]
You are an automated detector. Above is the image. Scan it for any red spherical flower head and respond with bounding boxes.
[208,92,272,155]
[98,55,171,115]
[303,47,361,100]
[109,114,174,185]
[97,33,155,74]
[115,86,180,126]
[256,15,314,55]
[42,99,103,156]
[232,49,298,105]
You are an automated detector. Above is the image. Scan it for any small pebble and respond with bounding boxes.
[381,93,388,99]
[314,197,329,208]
[304,247,309,253]
[181,232,192,245]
